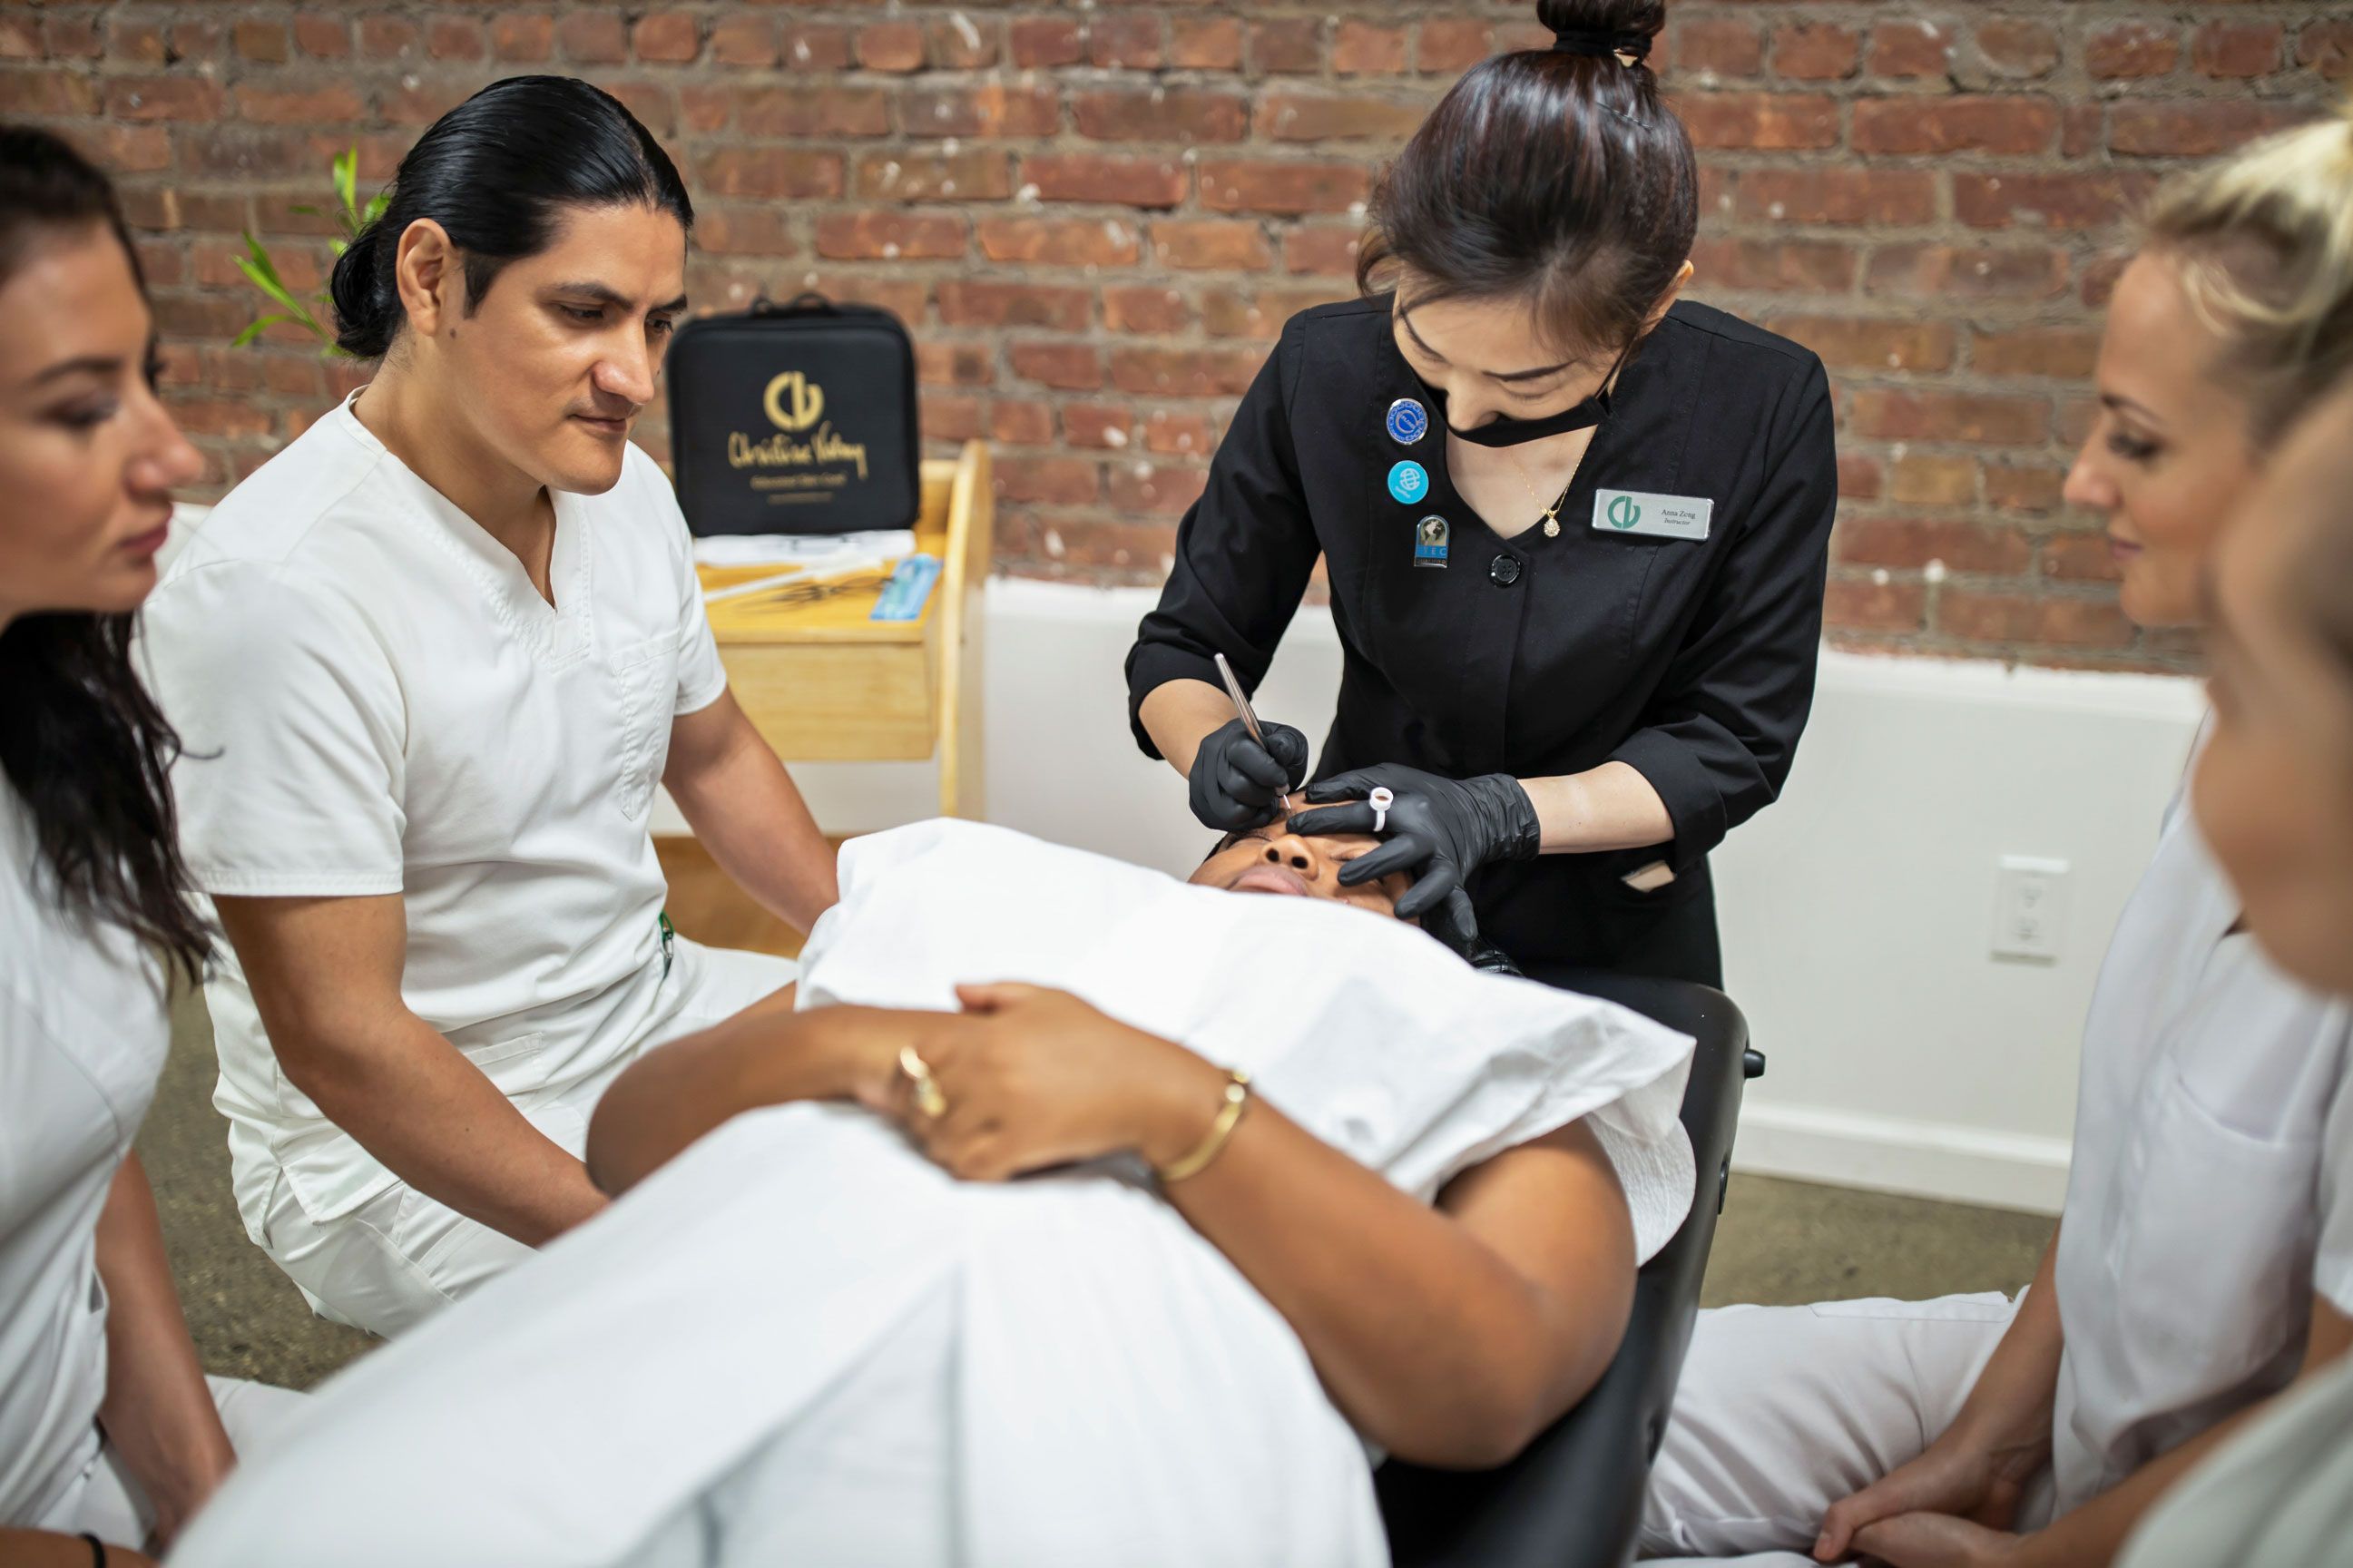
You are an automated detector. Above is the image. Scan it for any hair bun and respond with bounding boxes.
[1534,0,1666,51]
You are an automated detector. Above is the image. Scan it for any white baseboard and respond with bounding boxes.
[1731,1100,2073,1216]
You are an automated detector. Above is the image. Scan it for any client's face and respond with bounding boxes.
[1188,821,1412,918]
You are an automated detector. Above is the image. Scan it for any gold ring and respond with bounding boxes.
[898,1045,948,1119]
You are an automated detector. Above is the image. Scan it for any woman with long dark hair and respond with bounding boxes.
[1127,0,1837,987]
[0,126,302,1567]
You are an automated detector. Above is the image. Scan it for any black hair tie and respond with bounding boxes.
[1553,29,1651,61]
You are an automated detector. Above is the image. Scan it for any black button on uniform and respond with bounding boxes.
[1489,554,1522,587]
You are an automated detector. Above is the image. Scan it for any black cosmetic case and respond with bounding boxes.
[665,293,921,536]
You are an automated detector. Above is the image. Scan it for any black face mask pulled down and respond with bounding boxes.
[1425,335,1638,448]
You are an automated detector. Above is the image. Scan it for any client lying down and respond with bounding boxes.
[175,818,1695,1567]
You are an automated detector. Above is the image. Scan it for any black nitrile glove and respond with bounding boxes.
[1289,765,1541,925]
[1187,717,1310,831]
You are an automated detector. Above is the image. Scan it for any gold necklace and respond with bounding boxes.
[1502,446,1574,538]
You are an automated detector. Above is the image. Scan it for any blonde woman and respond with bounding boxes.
[1641,111,2353,1568]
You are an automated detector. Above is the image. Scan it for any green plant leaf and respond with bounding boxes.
[236,240,306,318]
[363,191,388,225]
[230,313,294,348]
[333,145,359,224]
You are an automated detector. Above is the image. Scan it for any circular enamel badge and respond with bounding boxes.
[1387,461,1430,505]
[1385,397,1429,446]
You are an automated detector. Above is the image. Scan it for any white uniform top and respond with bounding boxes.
[0,783,169,1524]
[140,394,729,1230]
[2049,758,2353,1512]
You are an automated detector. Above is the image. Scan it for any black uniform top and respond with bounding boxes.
[1126,295,1838,984]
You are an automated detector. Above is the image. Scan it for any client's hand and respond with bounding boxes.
[888,984,1230,1182]
[1815,1426,2038,1562]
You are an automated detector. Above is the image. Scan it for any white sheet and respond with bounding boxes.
[174,821,1694,1567]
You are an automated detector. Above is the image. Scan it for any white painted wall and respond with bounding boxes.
[685,577,2207,1214]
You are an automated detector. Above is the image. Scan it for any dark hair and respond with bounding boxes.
[0,125,210,982]
[329,75,693,359]
[1358,0,1697,360]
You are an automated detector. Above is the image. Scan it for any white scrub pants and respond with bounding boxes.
[1639,1293,2051,1565]
[39,1375,307,1550]
[256,941,798,1338]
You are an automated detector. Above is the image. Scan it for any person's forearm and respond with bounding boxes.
[666,707,838,934]
[287,1013,604,1247]
[93,1155,233,1545]
[1945,1229,2064,1461]
[1139,678,1240,780]
[0,1530,156,1567]
[586,990,862,1196]
[1143,1072,1633,1467]
[1521,761,1674,855]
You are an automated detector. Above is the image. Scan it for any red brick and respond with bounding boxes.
[2,69,99,116]
[2194,23,2282,80]
[692,208,797,257]
[1155,220,1273,271]
[357,15,418,59]
[1107,463,1209,517]
[1009,18,1083,70]
[1887,456,1980,507]
[1687,238,1859,293]
[1865,244,2068,301]
[1938,592,2132,648]
[1111,347,1265,398]
[1145,410,1218,457]
[40,17,102,59]
[2301,22,2353,81]
[1853,96,2059,155]
[1199,159,1370,216]
[855,151,1013,203]
[1953,172,2155,231]
[2040,533,2122,582]
[1333,19,1407,75]
[2086,23,2178,80]
[927,16,997,70]
[1284,225,1362,276]
[234,21,289,63]
[1837,452,1883,503]
[1167,17,1242,70]
[0,17,42,59]
[1678,20,1762,78]
[170,398,277,441]
[922,395,984,444]
[694,149,844,200]
[1868,20,1954,78]
[295,20,354,62]
[1251,20,1323,74]
[2064,104,2103,160]
[1023,153,1187,210]
[108,19,167,65]
[918,341,995,388]
[739,86,890,138]
[1104,286,1191,335]
[169,20,224,61]
[996,456,1101,506]
[936,281,1092,332]
[1258,92,1427,143]
[1090,15,1162,70]
[1032,519,1180,578]
[904,83,1060,140]
[711,17,777,67]
[1737,168,1936,226]
[428,17,486,61]
[1774,24,1857,81]
[1767,317,1955,372]
[779,24,850,71]
[1204,286,1342,341]
[1073,88,1247,143]
[1848,389,2050,446]
[76,125,172,175]
[1977,20,2060,80]
[1971,328,2101,379]
[1988,465,2069,514]
[2110,101,2310,157]
[858,22,926,73]
[107,77,224,122]
[989,399,1054,446]
[1064,404,1136,450]
[632,12,699,64]
[976,216,1142,267]
[234,83,364,125]
[1826,579,1927,633]
[816,212,966,262]
[1838,517,2032,574]
[491,15,554,64]
[1418,20,1492,74]
[557,12,627,64]
[1009,343,1103,391]
[1682,93,1841,151]
[383,80,476,127]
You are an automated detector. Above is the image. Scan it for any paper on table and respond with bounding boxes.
[693,530,918,569]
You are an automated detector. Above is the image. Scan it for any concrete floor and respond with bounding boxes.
[146,990,2054,1391]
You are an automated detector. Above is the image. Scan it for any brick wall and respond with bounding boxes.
[5,3,2346,670]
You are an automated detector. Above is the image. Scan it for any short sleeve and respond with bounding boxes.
[2315,1047,2353,1315]
[139,564,407,897]
[643,452,726,717]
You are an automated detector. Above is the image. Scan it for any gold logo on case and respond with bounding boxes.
[762,370,826,433]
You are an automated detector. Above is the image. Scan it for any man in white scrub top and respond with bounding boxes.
[140,79,832,1338]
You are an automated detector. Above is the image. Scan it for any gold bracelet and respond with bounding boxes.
[1154,1068,1252,1184]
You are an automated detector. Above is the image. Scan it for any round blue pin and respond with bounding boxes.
[1386,397,1428,446]
[1387,460,1429,505]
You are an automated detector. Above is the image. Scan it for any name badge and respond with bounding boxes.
[1592,488,1713,542]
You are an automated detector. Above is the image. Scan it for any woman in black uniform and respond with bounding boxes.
[1126,0,1838,987]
